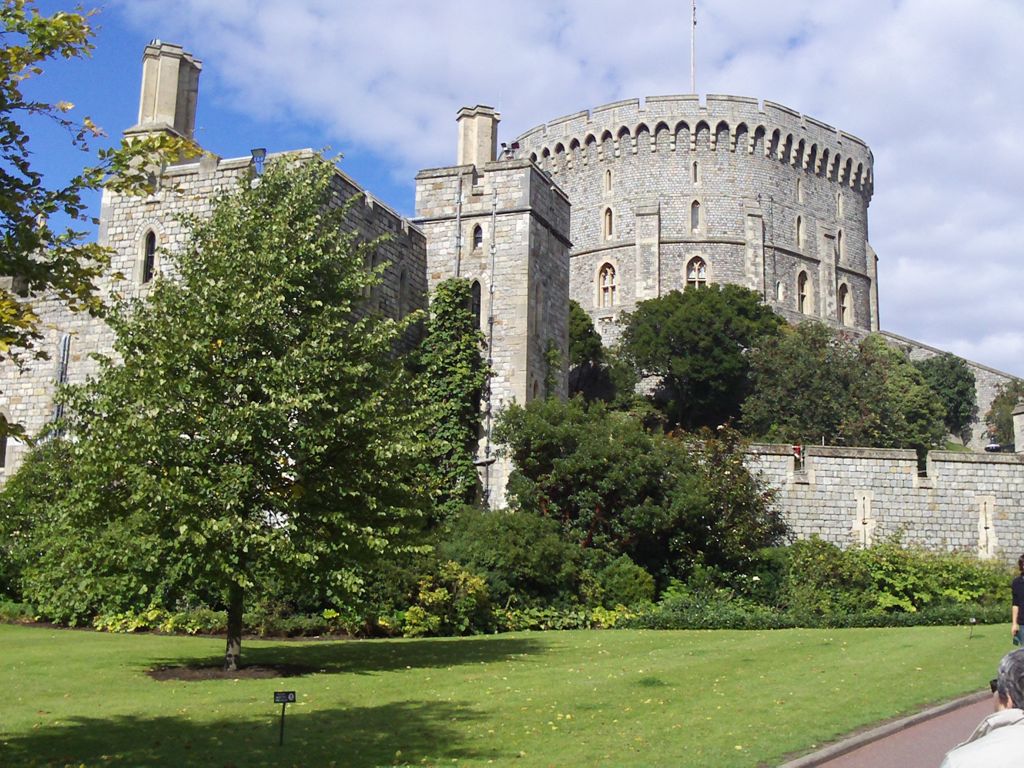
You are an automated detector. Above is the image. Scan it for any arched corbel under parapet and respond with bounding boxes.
[733,122,748,154]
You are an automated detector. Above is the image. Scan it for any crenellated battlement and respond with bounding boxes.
[515,94,873,200]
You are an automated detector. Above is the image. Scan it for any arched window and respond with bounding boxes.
[604,169,613,193]
[797,271,810,314]
[690,200,700,234]
[686,256,707,289]
[598,263,617,308]
[471,280,482,329]
[796,216,804,248]
[472,224,483,250]
[775,281,784,302]
[837,284,850,326]
[836,230,844,263]
[796,178,803,203]
[837,192,844,216]
[692,161,699,184]
[603,208,613,239]
[142,230,156,284]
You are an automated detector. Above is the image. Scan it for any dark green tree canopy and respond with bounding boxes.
[50,156,430,668]
[619,285,783,429]
[568,299,603,368]
[742,323,947,456]
[986,378,1024,446]
[912,353,977,443]
[495,397,784,584]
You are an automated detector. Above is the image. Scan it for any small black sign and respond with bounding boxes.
[274,691,296,704]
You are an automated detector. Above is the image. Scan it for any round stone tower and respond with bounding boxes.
[514,95,877,342]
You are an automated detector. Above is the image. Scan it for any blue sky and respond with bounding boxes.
[27,0,1024,377]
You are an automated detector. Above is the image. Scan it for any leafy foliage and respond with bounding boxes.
[439,506,581,608]
[912,353,977,443]
[0,1,197,438]
[417,278,487,520]
[494,397,785,585]
[985,378,1024,445]
[742,324,947,456]
[594,555,655,608]
[568,299,603,368]
[402,561,491,637]
[619,286,783,429]
[35,157,430,666]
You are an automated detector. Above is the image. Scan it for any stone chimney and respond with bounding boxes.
[1013,399,1024,452]
[124,41,202,140]
[456,105,500,168]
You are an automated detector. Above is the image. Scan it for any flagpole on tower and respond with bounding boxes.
[690,0,697,93]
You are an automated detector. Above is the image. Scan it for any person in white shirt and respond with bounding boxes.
[940,648,1024,768]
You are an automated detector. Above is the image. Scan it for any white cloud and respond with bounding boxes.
[112,0,1024,376]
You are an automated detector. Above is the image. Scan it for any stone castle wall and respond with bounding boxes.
[0,151,426,483]
[514,95,877,344]
[747,443,1024,563]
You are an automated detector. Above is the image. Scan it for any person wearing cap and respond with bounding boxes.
[940,648,1024,767]
[1012,554,1024,646]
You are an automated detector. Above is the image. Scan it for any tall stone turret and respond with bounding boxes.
[124,41,202,140]
[416,106,571,508]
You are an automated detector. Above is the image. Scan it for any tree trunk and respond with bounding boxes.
[224,581,244,671]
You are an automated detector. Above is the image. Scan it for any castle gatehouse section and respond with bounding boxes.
[513,95,878,344]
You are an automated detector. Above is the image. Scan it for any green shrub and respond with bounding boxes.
[439,506,581,607]
[596,555,655,608]
[402,561,491,638]
[860,540,1008,612]
[781,538,875,618]
[496,604,592,632]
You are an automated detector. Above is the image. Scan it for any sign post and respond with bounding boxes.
[274,690,296,746]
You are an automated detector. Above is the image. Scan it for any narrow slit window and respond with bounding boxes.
[471,280,482,328]
[142,231,156,284]
[603,208,613,239]
[797,271,809,314]
[690,201,700,233]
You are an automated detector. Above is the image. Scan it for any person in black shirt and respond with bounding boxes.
[1012,554,1024,646]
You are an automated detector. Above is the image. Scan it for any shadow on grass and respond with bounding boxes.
[145,635,550,679]
[2,700,503,767]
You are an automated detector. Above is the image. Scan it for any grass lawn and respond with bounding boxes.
[0,622,1008,767]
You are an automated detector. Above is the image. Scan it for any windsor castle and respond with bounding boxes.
[2,43,1023,560]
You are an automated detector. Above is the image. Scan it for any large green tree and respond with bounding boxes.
[912,353,977,443]
[51,157,429,669]
[742,324,947,456]
[619,286,783,429]
[494,397,784,583]
[986,378,1024,446]
[0,1,192,437]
